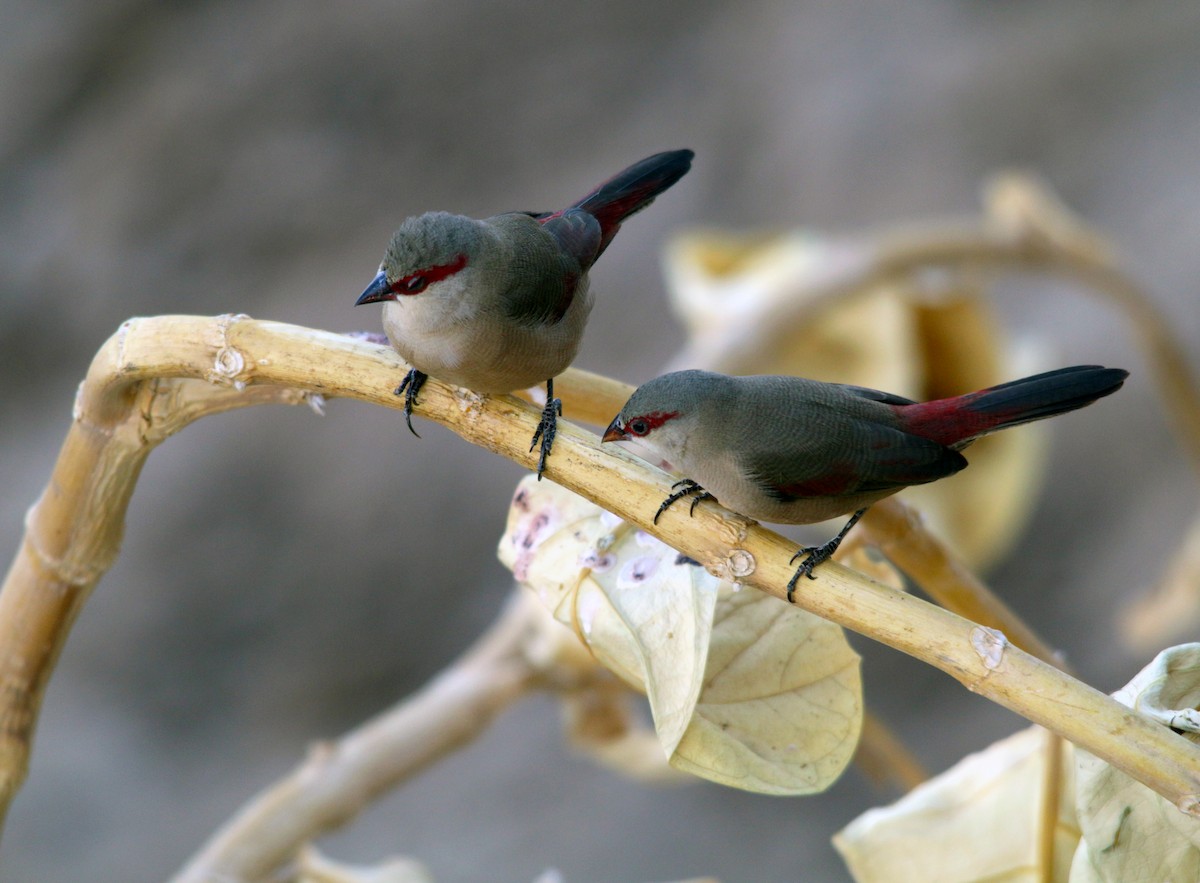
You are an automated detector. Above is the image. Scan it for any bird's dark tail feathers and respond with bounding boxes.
[900,365,1128,448]
[573,149,694,251]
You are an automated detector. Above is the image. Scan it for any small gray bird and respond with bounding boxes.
[602,366,1127,600]
[356,150,694,476]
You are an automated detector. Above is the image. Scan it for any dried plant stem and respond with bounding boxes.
[2,314,1199,844]
[860,497,1065,669]
[170,591,543,883]
[1036,730,1067,883]
[985,174,1200,475]
[858,495,1076,835]
[0,348,313,833]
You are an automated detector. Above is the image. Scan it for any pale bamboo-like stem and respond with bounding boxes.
[2,314,1197,829]
[0,334,318,832]
[1036,731,1067,883]
[859,497,1065,669]
[170,591,543,883]
[857,496,1076,836]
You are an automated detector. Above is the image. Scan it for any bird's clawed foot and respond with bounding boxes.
[784,507,868,603]
[394,368,428,437]
[529,379,562,479]
[653,478,714,525]
[786,543,836,602]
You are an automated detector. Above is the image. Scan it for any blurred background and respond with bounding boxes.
[3,1,1199,880]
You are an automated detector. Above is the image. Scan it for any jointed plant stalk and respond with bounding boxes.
[2,313,1198,854]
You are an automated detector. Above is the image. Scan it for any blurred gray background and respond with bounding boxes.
[3,1,1199,880]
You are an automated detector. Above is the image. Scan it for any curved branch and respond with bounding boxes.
[859,497,1066,668]
[1,314,1198,842]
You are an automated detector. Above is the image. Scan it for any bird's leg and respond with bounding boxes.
[394,368,428,437]
[653,479,715,525]
[786,507,869,602]
[529,378,563,479]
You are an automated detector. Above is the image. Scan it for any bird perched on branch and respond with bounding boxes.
[603,365,1127,600]
[356,149,694,476]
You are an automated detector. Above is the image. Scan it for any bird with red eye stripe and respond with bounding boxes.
[602,366,1127,600]
[356,150,694,477]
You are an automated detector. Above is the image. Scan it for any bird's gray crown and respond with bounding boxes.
[384,211,487,277]
[625,370,732,416]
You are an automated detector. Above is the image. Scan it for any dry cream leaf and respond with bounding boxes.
[498,476,862,795]
[670,584,862,795]
[1069,644,1200,883]
[662,229,1052,568]
[499,475,718,755]
[297,845,434,883]
[834,726,1079,883]
[1112,642,1200,733]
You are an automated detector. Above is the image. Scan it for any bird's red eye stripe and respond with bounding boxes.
[627,410,679,436]
[390,253,468,296]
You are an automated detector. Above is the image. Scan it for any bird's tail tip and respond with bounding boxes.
[903,364,1128,446]
[572,149,695,228]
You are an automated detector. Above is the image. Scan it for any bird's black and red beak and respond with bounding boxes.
[355,270,394,305]
[601,415,628,443]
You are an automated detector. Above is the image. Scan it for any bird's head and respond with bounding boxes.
[602,370,718,472]
[355,212,486,307]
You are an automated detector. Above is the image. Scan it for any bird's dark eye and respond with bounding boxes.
[388,254,468,297]
[628,418,650,436]
[400,275,427,294]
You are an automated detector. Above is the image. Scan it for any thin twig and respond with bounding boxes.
[1036,730,1067,883]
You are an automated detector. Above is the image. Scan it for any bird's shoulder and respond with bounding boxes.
[484,212,590,326]
[496,208,603,268]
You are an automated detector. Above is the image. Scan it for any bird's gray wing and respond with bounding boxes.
[739,419,966,502]
[836,384,918,407]
[538,207,603,268]
[489,211,599,326]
